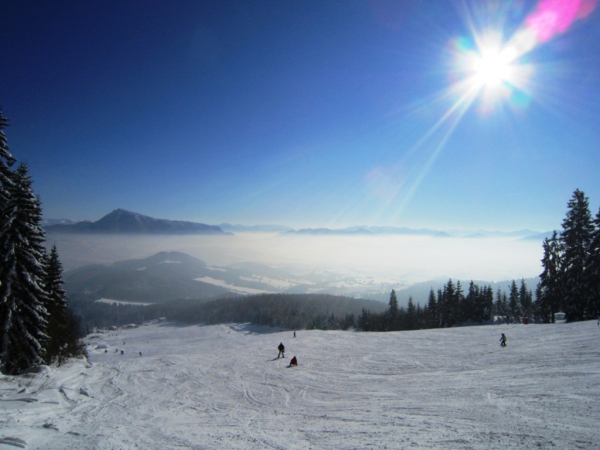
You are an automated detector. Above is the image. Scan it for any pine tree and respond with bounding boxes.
[406,296,415,330]
[388,289,398,316]
[519,279,533,318]
[43,246,71,365]
[443,279,456,326]
[494,287,504,317]
[0,164,49,374]
[508,280,520,321]
[427,288,437,328]
[387,289,399,331]
[538,231,563,323]
[464,281,476,323]
[0,107,16,204]
[0,108,17,372]
[561,189,594,321]
[584,207,600,318]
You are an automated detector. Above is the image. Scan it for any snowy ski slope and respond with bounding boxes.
[1,320,599,449]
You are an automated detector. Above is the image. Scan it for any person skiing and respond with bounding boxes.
[500,333,507,347]
[277,342,285,358]
[289,356,298,367]
[293,331,296,338]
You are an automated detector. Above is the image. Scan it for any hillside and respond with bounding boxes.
[1,320,598,449]
[45,209,230,235]
[64,251,230,303]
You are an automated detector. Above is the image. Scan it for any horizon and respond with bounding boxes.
[44,206,551,235]
[2,1,600,232]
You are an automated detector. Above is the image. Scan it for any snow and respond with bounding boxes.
[194,276,271,294]
[95,298,154,307]
[1,321,599,449]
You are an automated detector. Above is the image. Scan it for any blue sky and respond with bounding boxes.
[1,0,599,231]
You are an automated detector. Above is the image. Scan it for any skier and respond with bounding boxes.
[500,333,507,347]
[293,331,296,338]
[289,356,298,367]
[277,342,285,358]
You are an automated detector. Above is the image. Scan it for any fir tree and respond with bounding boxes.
[560,189,594,321]
[43,245,81,365]
[406,296,416,330]
[482,286,494,322]
[584,207,600,318]
[519,279,533,317]
[0,107,16,205]
[427,288,437,328]
[388,289,398,316]
[508,280,520,321]
[538,231,563,323]
[443,279,457,327]
[0,164,49,374]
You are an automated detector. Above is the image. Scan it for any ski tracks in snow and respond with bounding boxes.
[1,320,600,449]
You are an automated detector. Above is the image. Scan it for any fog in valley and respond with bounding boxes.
[46,233,543,294]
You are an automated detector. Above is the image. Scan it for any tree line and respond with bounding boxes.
[0,108,85,375]
[357,278,535,332]
[69,293,387,334]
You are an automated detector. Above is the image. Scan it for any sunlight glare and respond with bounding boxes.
[471,46,516,88]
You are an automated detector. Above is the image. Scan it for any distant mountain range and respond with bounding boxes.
[43,209,550,238]
[44,209,230,235]
[287,226,543,238]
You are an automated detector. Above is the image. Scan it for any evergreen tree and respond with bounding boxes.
[560,189,594,321]
[388,289,398,316]
[508,280,520,321]
[43,245,85,365]
[584,207,600,318]
[437,288,446,327]
[0,107,16,205]
[538,231,563,323]
[406,296,416,330]
[494,287,504,317]
[483,286,494,322]
[0,164,49,374]
[519,279,533,317]
[443,279,457,326]
[426,288,437,328]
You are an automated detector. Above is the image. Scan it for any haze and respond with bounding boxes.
[46,233,542,287]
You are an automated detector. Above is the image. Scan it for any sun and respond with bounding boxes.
[470,45,517,89]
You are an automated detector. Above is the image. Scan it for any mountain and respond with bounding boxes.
[45,209,231,235]
[42,218,77,226]
[520,231,555,241]
[289,226,446,236]
[64,251,230,303]
[218,223,295,233]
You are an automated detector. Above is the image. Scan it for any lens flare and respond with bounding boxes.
[526,0,598,42]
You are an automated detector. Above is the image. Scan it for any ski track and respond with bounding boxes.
[0,321,599,449]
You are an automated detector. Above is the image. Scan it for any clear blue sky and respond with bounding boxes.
[1,0,599,231]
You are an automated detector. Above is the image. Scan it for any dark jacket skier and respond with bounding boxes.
[278,342,285,358]
[500,333,507,347]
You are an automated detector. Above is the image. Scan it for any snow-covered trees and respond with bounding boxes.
[0,109,85,374]
[0,164,49,374]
